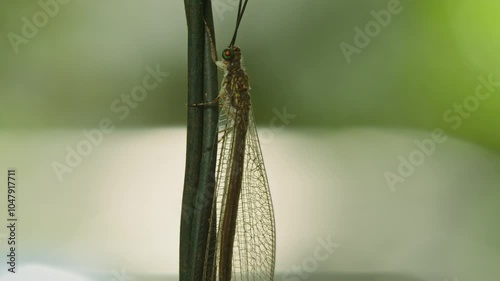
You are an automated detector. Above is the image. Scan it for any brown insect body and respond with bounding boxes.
[204,44,276,281]
[202,1,276,280]
[218,46,251,281]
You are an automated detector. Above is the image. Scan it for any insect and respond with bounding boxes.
[202,0,276,280]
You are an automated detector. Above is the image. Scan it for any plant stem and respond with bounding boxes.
[180,0,218,280]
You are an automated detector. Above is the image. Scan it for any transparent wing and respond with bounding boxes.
[203,101,276,281]
[203,100,236,281]
[233,107,276,280]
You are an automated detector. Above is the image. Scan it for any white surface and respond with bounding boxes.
[0,127,498,280]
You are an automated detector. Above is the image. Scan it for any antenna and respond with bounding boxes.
[228,0,249,47]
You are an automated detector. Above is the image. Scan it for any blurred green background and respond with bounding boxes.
[1,0,500,280]
[1,0,500,150]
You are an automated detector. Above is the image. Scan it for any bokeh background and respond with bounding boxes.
[1,0,499,280]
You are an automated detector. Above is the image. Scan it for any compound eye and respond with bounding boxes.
[222,48,233,61]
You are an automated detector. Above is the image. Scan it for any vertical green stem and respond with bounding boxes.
[180,0,218,280]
